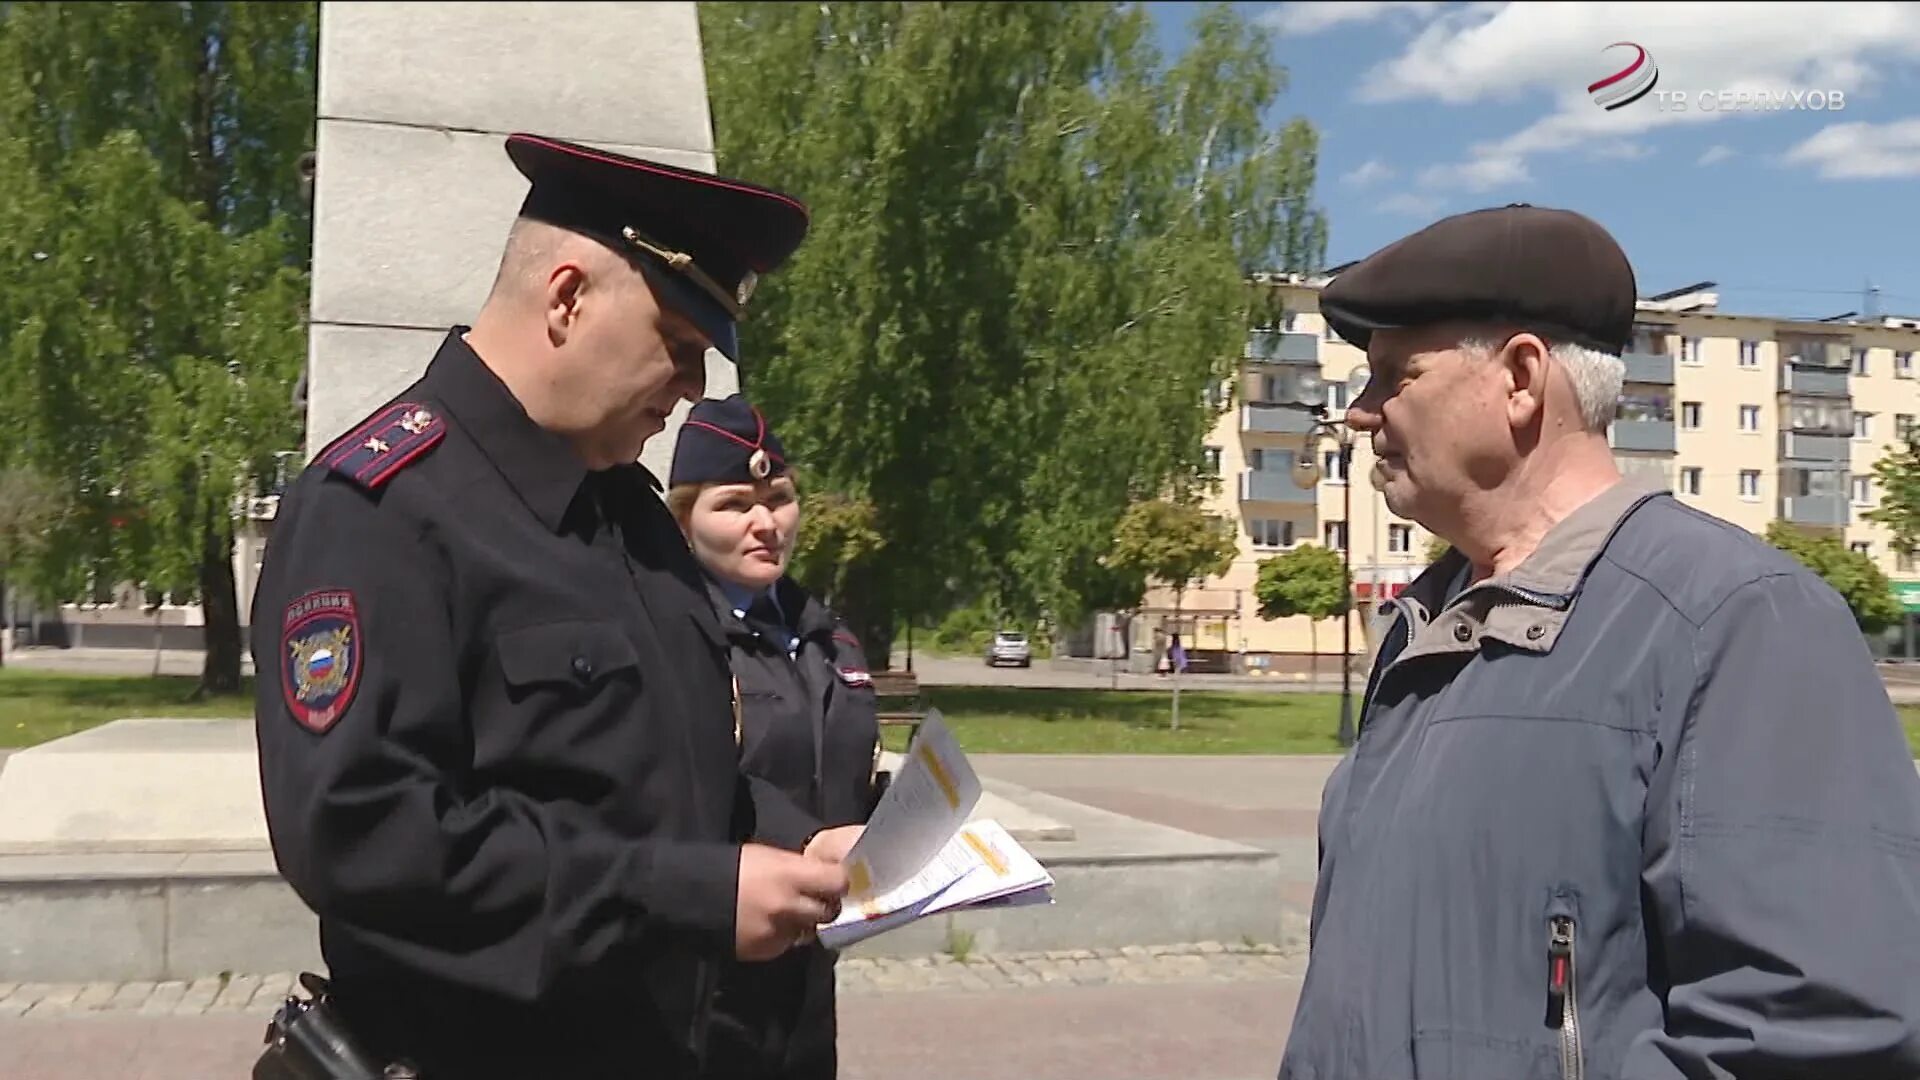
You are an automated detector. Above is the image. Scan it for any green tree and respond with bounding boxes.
[1763,521,1901,636]
[1254,543,1351,684]
[699,1,1327,664]
[0,467,68,668]
[1106,497,1237,730]
[0,3,317,694]
[1865,434,1920,564]
[789,488,888,612]
[1423,535,1453,564]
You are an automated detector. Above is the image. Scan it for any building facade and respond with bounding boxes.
[1136,278,1920,670]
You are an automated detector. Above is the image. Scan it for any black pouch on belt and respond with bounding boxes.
[253,972,419,1080]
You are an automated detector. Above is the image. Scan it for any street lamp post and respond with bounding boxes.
[1284,365,1369,750]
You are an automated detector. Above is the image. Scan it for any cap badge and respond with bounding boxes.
[737,271,759,308]
[749,448,772,480]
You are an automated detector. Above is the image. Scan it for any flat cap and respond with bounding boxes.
[505,133,811,362]
[1318,204,1637,356]
[669,395,790,488]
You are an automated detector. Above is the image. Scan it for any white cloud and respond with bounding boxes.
[1354,2,1920,190]
[1258,1,1444,36]
[1419,153,1531,192]
[1343,158,1396,186]
[1375,192,1447,217]
[1697,144,1736,165]
[1782,117,1920,179]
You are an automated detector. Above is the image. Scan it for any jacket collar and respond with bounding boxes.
[422,328,662,535]
[703,572,835,645]
[1388,476,1669,657]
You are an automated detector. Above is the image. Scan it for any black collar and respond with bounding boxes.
[421,328,621,534]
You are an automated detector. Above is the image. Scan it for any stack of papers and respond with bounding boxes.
[819,709,1055,950]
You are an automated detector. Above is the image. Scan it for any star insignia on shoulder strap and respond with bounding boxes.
[321,402,446,491]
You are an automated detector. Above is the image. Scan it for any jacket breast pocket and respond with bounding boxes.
[496,620,641,699]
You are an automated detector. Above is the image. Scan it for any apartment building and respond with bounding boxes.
[1136,278,1920,669]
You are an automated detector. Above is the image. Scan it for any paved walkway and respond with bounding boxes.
[0,944,1306,1080]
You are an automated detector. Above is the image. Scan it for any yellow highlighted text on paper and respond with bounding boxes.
[917,744,961,810]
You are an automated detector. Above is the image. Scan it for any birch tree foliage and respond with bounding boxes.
[699,2,1328,660]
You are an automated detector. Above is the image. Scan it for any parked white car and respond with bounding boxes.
[985,630,1032,668]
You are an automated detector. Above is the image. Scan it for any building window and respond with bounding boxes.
[1249,518,1293,548]
[1900,550,1916,574]
[1681,402,1703,429]
[1681,337,1701,364]
[1856,412,1875,440]
[1853,347,1870,375]
[1388,524,1412,554]
[1204,379,1228,410]
[1280,310,1298,332]
[1739,405,1761,432]
[1325,382,1350,412]
[1324,520,1348,551]
[1740,470,1761,500]
[1739,340,1760,367]
[1681,467,1702,495]
[1855,476,1873,505]
[1900,414,1916,442]
[1615,392,1673,423]
[1321,449,1348,482]
[1898,351,1914,378]
[1202,446,1222,477]
[1852,541,1872,557]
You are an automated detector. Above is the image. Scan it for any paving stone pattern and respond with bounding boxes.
[0,942,1306,1020]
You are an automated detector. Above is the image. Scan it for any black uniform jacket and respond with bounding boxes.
[720,574,882,830]
[703,573,881,1078]
[249,329,824,1079]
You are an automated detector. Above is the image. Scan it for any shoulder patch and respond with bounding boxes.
[282,589,363,735]
[320,402,445,490]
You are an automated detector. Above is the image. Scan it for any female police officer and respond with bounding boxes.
[666,395,884,1080]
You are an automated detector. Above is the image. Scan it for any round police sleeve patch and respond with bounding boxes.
[282,589,362,734]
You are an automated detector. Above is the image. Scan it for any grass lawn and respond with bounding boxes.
[4,668,1919,757]
[0,670,256,748]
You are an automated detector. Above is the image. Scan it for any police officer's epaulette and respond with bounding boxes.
[319,402,446,491]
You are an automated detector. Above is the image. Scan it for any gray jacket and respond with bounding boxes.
[1279,480,1920,1080]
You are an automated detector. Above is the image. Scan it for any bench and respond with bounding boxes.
[870,668,928,748]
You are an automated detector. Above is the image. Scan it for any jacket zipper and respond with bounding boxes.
[1546,915,1584,1080]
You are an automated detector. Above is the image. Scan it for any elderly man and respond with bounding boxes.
[251,134,858,1079]
[1277,204,1920,1080]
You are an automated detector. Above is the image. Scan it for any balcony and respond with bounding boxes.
[1241,403,1317,436]
[1781,494,1849,528]
[1611,419,1675,453]
[1779,365,1851,398]
[1239,469,1316,505]
[1622,350,1675,385]
[1779,431,1849,463]
[1246,330,1320,364]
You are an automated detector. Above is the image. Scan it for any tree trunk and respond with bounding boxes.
[835,560,896,672]
[0,576,8,669]
[197,509,243,696]
[1309,618,1318,686]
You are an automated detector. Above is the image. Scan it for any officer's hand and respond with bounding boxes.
[803,824,865,866]
[735,843,849,962]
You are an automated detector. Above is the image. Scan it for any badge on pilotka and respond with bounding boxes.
[282,589,362,735]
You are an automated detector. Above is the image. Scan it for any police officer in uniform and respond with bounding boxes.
[662,397,885,1079]
[250,133,861,1079]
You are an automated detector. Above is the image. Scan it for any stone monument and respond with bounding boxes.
[304,0,736,480]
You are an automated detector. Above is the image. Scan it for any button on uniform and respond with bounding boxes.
[1454,623,1473,643]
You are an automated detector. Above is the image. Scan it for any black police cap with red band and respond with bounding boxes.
[504,133,811,362]
[669,395,791,488]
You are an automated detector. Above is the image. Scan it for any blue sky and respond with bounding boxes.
[1147,1,1920,321]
